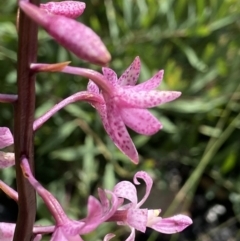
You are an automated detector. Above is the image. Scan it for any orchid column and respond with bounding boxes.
[14,1,39,240]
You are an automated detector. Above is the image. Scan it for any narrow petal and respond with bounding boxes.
[120,108,162,135]
[150,214,193,234]
[118,57,141,86]
[117,89,181,108]
[106,101,138,164]
[127,208,148,233]
[0,127,13,149]
[98,188,110,213]
[132,70,164,91]
[0,152,15,169]
[80,196,102,233]
[86,196,102,219]
[100,190,119,222]
[80,191,118,234]
[87,80,100,94]
[93,103,111,137]
[113,181,137,205]
[40,1,86,19]
[92,101,139,165]
[102,68,118,86]
[104,233,115,241]
[125,227,136,241]
[133,171,153,208]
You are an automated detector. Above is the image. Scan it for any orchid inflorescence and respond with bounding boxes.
[0,1,192,240]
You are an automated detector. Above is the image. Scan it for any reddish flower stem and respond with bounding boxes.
[13,1,39,240]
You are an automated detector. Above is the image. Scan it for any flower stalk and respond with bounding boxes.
[13,0,39,240]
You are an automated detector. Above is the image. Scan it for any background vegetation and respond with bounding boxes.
[0,0,240,240]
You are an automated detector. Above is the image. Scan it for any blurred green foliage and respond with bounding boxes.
[0,0,240,240]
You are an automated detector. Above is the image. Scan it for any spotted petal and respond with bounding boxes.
[150,215,193,234]
[106,101,138,164]
[117,89,181,108]
[118,57,141,86]
[133,171,153,208]
[87,80,100,94]
[120,108,162,135]
[113,181,137,205]
[127,208,148,232]
[102,68,118,87]
[132,70,164,91]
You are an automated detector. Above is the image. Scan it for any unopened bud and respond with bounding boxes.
[20,2,111,65]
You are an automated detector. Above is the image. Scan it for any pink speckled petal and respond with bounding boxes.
[0,152,15,169]
[118,57,141,86]
[106,102,138,164]
[0,127,13,149]
[0,222,15,241]
[40,1,86,19]
[117,89,181,108]
[133,171,153,208]
[93,103,112,137]
[93,101,138,165]
[103,233,115,241]
[102,68,118,86]
[87,80,100,94]
[113,181,138,205]
[127,208,148,232]
[132,70,164,91]
[149,215,193,234]
[120,108,162,135]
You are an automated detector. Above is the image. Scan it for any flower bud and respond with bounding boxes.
[20,2,111,65]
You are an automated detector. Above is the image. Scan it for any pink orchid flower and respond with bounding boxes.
[40,1,86,19]
[19,2,111,65]
[20,158,119,241]
[0,127,15,168]
[87,57,181,164]
[31,58,181,163]
[108,171,192,241]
